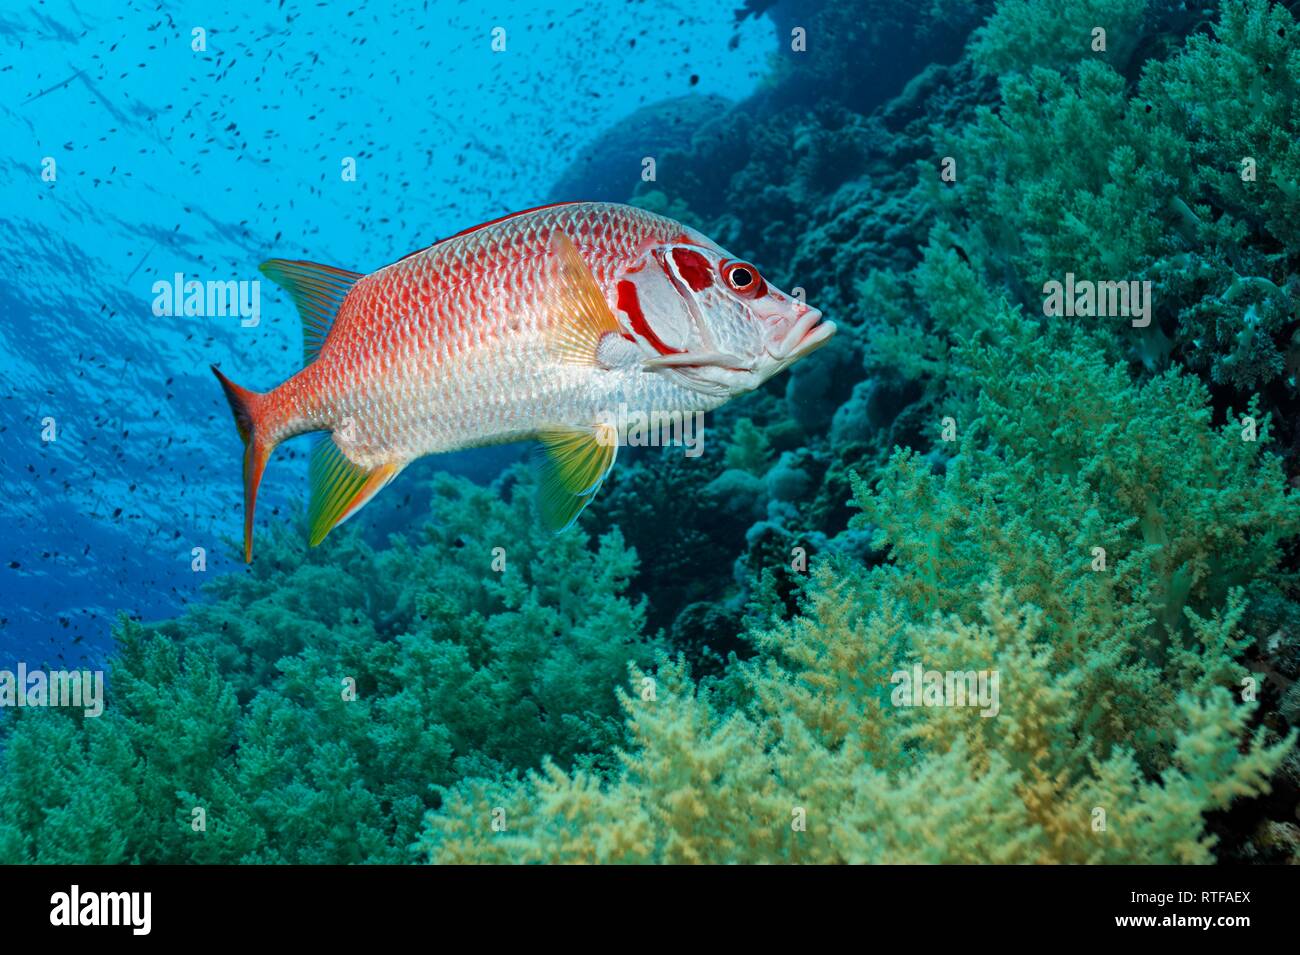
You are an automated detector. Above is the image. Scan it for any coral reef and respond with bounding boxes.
[5,0,1300,866]
[971,0,1150,76]
[0,472,660,862]
[920,0,1300,393]
[420,306,1298,863]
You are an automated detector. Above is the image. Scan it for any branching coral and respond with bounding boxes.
[421,582,1288,864]
[723,418,775,476]
[0,470,660,863]
[393,0,1300,866]
[971,0,1151,76]
[8,0,1300,869]
[1142,0,1300,251]
[421,308,1297,864]
[934,0,1300,390]
[934,59,1188,293]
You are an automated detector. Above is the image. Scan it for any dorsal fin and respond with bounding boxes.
[387,201,587,267]
[443,201,580,241]
[390,201,583,265]
[259,259,364,364]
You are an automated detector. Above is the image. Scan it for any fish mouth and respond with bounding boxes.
[770,308,836,362]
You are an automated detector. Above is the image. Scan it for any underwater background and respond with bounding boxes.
[2,0,1299,863]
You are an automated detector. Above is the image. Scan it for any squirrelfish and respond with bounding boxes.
[212,201,835,560]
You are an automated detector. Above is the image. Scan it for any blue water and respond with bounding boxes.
[0,0,775,666]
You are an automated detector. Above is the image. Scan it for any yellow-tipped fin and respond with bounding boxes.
[544,232,622,366]
[536,423,619,531]
[308,438,402,547]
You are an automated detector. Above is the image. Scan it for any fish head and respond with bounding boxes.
[614,236,835,398]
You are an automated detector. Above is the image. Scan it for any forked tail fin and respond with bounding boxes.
[211,365,273,563]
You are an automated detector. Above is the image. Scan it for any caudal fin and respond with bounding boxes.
[211,365,273,563]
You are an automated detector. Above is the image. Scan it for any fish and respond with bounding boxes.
[212,200,835,561]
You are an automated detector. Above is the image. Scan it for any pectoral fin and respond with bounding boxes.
[543,232,622,367]
[535,423,619,531]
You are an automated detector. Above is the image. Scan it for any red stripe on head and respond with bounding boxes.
[670,248,713,291]
[617,280,680,355]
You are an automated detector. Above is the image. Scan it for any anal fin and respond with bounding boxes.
[308,438,403,547]
[536,423,619,532]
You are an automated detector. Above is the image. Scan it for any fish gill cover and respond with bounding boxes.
[0,0,1298,867]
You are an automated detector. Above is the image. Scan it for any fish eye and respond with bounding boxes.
[725,262,762,295]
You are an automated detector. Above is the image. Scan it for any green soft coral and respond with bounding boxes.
[936,59,1187,292]
[0,469,660,863]
[422,309,1297,863]
[723,418,776,477]
[971,0,1149,76]
[940,0,1300,390]
[877,309,1298,654]
[1142,0,1300,251]
[423,586,1288,864]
